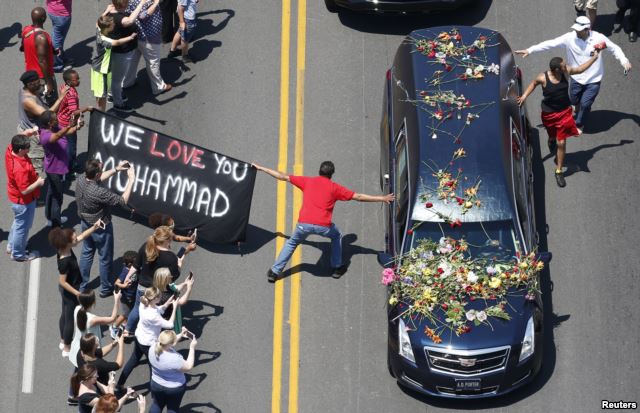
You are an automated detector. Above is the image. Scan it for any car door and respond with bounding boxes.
[393,122,409,256]
[510,117,534,249]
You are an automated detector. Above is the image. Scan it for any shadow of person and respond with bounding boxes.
[542,139,633,177]
[180,401,222,412]
[279,233,380,279]
[592,12,617,36]
[190,39,222,63]
[0,227,9,244]
[65,36,95,68]
[181,300,224,337]
[184,371,207,391]
[177,349,220,367]
[584,109,640,134]
[184,9,234,62]
[0,22,22,51]
[336,1,492,35]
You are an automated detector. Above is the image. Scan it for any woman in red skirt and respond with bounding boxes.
[517,50,600,187]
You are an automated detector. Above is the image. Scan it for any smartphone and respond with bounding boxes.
[177,247,186,258]
[116,328,123,338]
[97,219,106,229]
[187,271,194,281]
[121,162,131,169]
[193,228,198,241]
[184,331,194,340]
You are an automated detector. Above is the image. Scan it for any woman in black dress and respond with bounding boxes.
[49,219,103,357]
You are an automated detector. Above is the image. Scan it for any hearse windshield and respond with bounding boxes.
[410,220,520,261]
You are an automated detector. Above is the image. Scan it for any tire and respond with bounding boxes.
[325,0,339,12]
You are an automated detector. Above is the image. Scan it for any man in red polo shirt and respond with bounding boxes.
[5,134,46,261]
[254,161,394,282]
[21,7,57,104]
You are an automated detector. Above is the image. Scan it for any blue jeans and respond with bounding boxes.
[79,220,114,294]
[150,381,186,413]
[117,338,150,387]
[48,13,72,71]
[45,172,65,225]
[8,201,36,259]
[125,287,145,333]
[271,223,342,274]
[569,80,601,127]
[66,132,77,173]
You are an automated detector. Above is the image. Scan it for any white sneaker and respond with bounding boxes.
[61,350,70,358]
[58,342,64,351]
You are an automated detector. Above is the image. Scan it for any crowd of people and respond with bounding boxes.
[5,0,203,411]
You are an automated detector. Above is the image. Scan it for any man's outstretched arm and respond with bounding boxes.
[252,163,290,182]
[352,193,395,204]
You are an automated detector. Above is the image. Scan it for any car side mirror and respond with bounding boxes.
[377,252,394,268]
[536,251,552,264]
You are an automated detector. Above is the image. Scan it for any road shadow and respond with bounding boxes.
[541,139,633,178]
[180,401,222,412]
[583,109,640,134]
[65,36,95,68]
[278,233,379,279]
[0,22,21,51]
[336,0,492,35]
[593,12,617,36]
[396,123,563,407]
[182,299,224,338]
[186,8,235,63]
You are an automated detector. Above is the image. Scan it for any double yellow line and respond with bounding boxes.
[272,0,307,412]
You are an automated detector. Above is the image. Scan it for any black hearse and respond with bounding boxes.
[379,27,546,398]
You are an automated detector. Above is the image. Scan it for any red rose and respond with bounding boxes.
[467,47,475,54]
[470,296,476,301]
[464,326,471,333]
[479,35,487,41]
[420,91,427,96]
[407,229,413,235]
[465,99,471,107]
[437,267,444,274]
[459,74,468,80]
[454,33,462,41]
[417,46,424,52]
[456,197,464,205]
[425,202,433,208]
[445,64,453,72]
[454,138,462,144]
[490,295,496,300]
[465,285,472,292]
[453,308,459,313]
[441,303,448,310]
[427,51,436,58]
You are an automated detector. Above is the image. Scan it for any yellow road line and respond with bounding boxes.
[272,0,291,411]
[288,0,307,411]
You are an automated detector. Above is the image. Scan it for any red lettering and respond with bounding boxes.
[149,134,165,158]
[182,146,195,165]
[166,140,181,161]
[191,149,205,169]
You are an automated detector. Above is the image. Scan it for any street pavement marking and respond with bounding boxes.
[22,257,41,393]
[272,0,292,411]
[288,0,307,411]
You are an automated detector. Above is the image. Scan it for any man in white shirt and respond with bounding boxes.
[516,16,632,129]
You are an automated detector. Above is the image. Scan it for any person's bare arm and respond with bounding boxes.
[109,32,137,47]
[567,49,600,75]
[180,338,197,372]
[114,335,125,367]
[252,164,290,181]
[21,176,45,195]
[48,124,79,144]
[48,85,71,113]
[99,160,130,181]
[121,167,136,204]
[516,73,544,107]
[23,98,47,118]
[59,273,81,297]
[145,0,161,16]
[177,3,186,29]
[35,33,53,91]
[76,220,102,242]
[352,193,395,203]
[122,0,149,26]
[90,292,121,326]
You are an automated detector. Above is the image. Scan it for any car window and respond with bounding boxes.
[395,125,408,222]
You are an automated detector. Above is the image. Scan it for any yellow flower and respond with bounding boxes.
[489,277,502,289]
[389,296,398,305]
[422,287,436,303]
[422,268,433,276]
[519,261,529,269]
[464,201,473,209]
[536,261,545,270]
[500,272,507,279]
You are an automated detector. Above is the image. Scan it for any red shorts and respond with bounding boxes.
[541,107,580,141]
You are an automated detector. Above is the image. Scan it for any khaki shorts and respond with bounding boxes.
[574,0,597,10]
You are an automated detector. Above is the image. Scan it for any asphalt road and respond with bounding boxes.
[0,0,639,412]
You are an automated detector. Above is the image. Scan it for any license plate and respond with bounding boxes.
[455,378,481,391]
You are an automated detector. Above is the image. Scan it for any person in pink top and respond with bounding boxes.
[253,161,395,281]
[46,0,73,72]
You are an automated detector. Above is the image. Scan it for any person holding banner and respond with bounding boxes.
[76,159,135,296]
[253,161,394,281]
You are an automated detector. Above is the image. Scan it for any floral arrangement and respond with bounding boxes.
[383,238,543,343]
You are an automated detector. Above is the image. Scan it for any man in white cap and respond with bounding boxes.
[516,15,632,131]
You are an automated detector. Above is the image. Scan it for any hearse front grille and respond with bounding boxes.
[425,345,511,376]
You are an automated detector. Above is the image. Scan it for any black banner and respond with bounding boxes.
[87,111,256,243]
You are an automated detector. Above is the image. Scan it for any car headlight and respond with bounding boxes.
[398,318,415,363]
[519,316,535,362]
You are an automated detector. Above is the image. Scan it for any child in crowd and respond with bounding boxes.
[57,69,92,177]
[168,0,198,63]
[90,14,137,111]
[111,250,139,339]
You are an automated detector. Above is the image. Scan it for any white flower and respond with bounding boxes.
[486,266,497,275]
[435,52,446,59]
[487,63,500,75]
[439,237,447,246]
[438,261,452,277]
[432,133,437,139]
[473,64,484,73]
[476,310,487,322]
[465,68,473,76]
[467,271,478,283]
[466,310,476,321]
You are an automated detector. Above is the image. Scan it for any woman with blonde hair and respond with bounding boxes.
[153,267,195,333]
[148,329,197,413]
[122,225,196,337]
[117,287,178,388]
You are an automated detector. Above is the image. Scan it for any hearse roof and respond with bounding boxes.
[396,26,517,223]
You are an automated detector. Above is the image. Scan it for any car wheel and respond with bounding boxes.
[325,0,339,12]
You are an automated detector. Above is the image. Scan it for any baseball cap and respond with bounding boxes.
[20,70,39,85]
[571,16,591,31]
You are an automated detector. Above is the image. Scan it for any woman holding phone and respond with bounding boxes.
[48,219,103,357]
[148,212,196,244]
[122,226,196,337]
[70,364,134,413]
[153,267,195,333]
[148,329,198,413]
[117,287,178,389]
[77,332,125,385]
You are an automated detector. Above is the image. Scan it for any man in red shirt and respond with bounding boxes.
[254,161,394,282]
[21,7,57,104]
[5,134,46,261]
